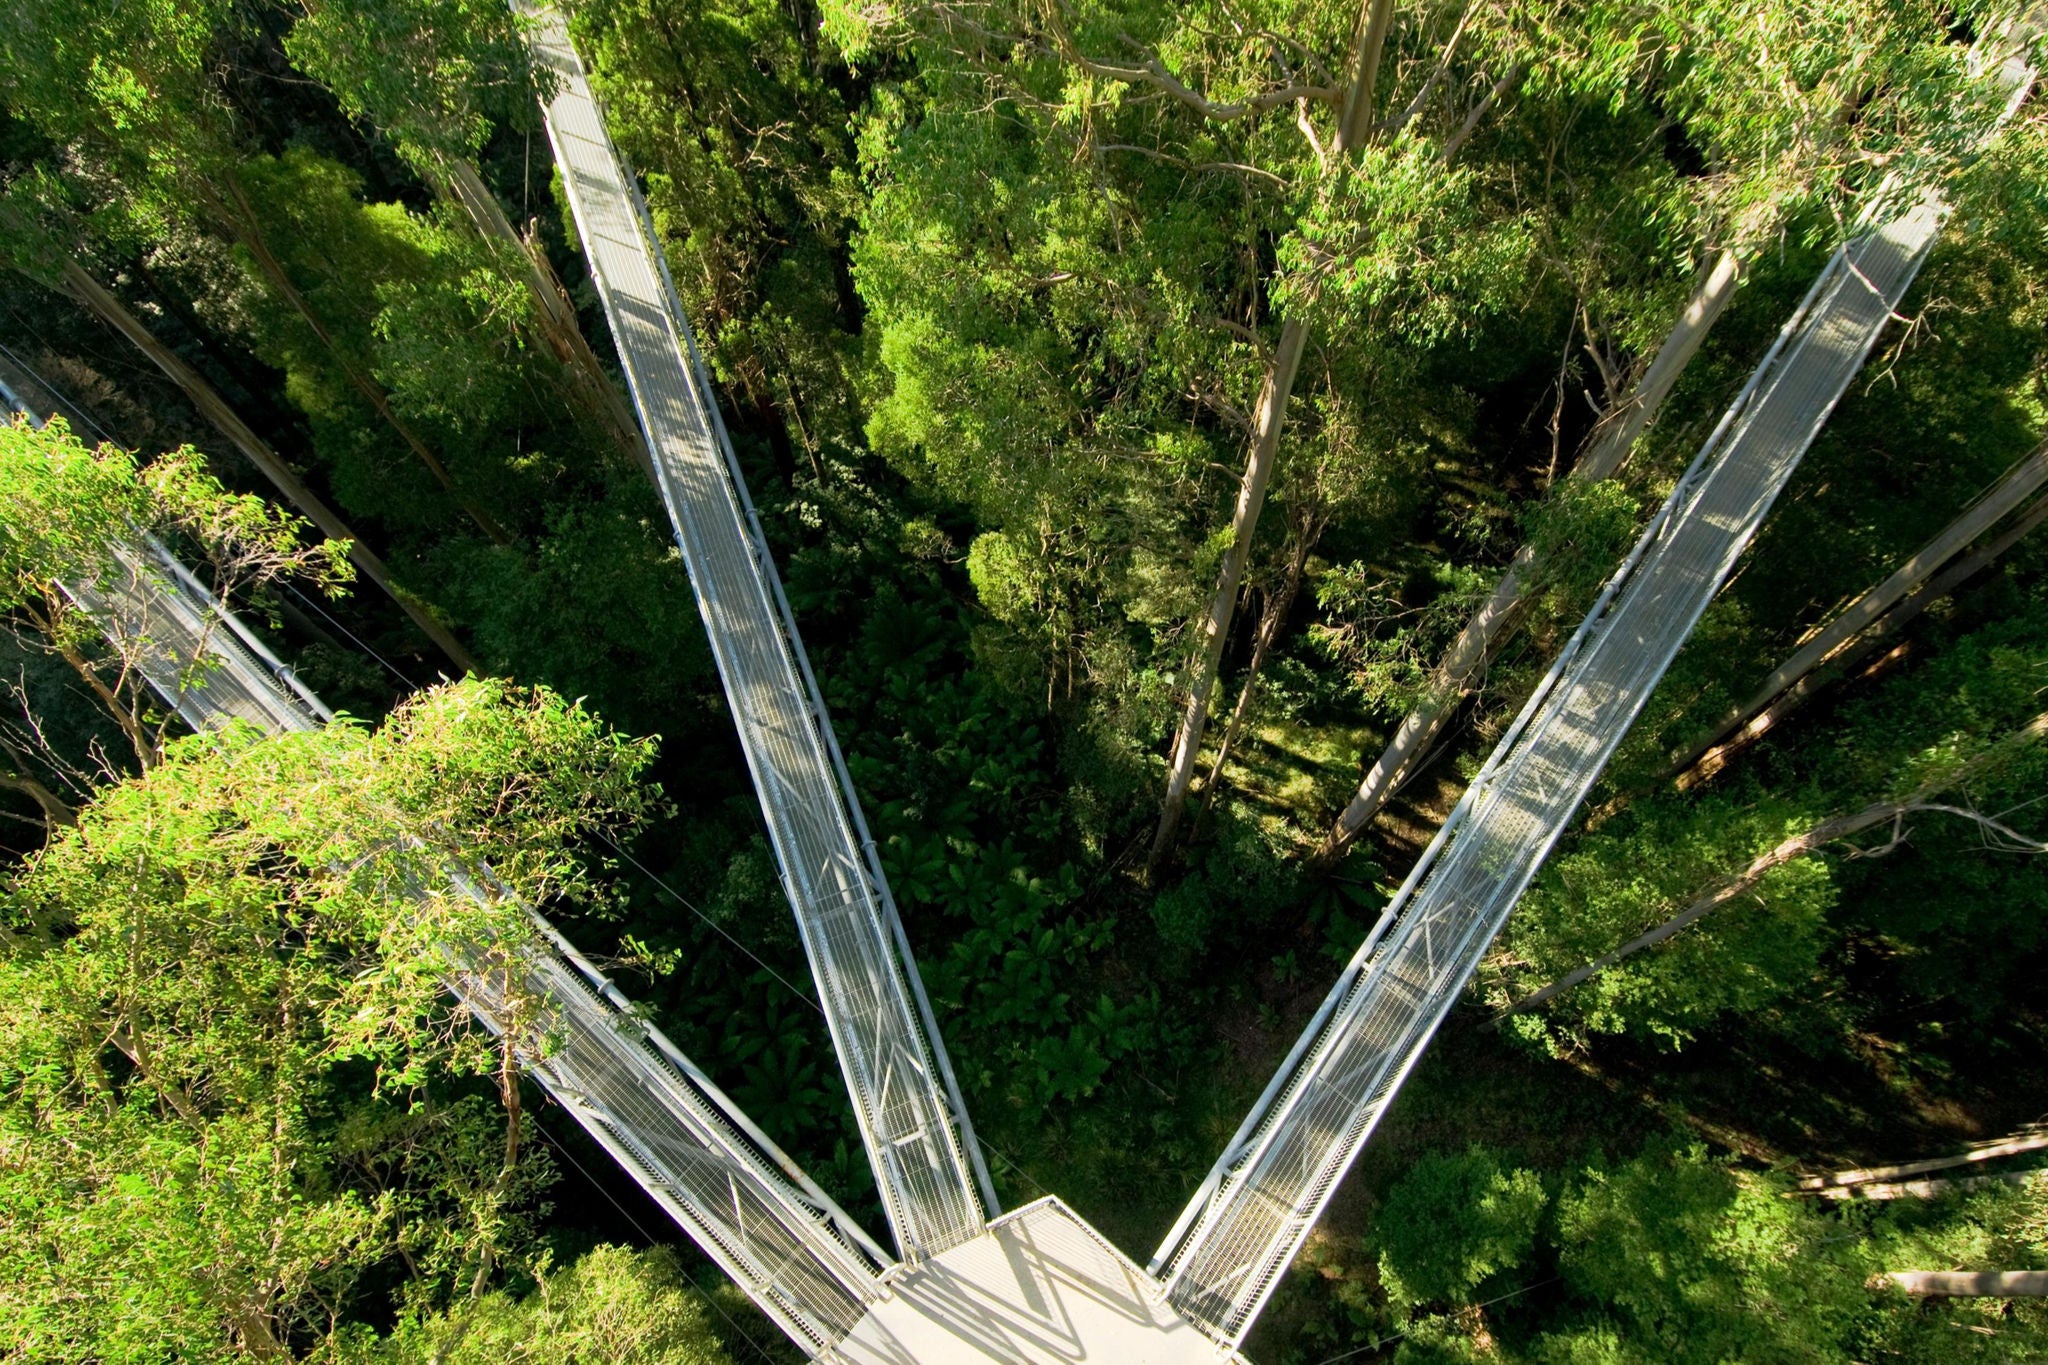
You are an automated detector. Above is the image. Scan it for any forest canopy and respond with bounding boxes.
[1,0,2045,1361]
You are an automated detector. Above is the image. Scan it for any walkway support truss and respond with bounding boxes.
[41,477,891,1356]
[517,1,993,1259]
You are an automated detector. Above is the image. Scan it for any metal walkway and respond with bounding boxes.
[519,2,992,1260]
[15,376,892,1351]
[1152,23,2039,1339]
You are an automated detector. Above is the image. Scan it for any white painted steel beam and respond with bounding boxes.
[515,1,992,1260]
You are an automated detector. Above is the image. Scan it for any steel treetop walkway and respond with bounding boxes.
[76,542,894,1355]
[519,0,993,1265]
[1149,23,2039,1346]
[17,4,2032,1355]
[4,371,892,1356]
[63,549,1219,1365]
[515,2,2035,1354]
[1151,197,1947,1346]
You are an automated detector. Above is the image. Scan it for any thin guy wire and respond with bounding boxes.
[596,831,824,1011]
[281,579,421,691]
[0,337,424,701]
[1304,1275,1563,1365]
[0,337,116,443]
[600,831,1055,1205]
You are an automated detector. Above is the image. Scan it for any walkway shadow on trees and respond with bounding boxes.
[1580,989,2048,1172]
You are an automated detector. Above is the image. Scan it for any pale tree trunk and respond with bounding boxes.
[49,619,156,769]
[437,157,652,478]
[215,172,515,547]
[54,256,480,674]
[1798,1128,2048,1192]
[468,1027,525,1300]
[1198,512,1316,817]
[1874,1271,2048,1296]
[1336,0,1395,152]
[1148,320,1306,874]
[1814,1171,2042,1201]
[1146,0,1396,874]
[1494,710,2048,1020]
[1310,249,1746,870]
[1670,437,2048,780]
[1677,485,2048,789]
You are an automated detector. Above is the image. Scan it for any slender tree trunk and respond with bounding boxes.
[1146,0,1399,874]
[53,632,155,769]
[437,157,652,478]
[1198,516,1315,817]
[1311,248,1746,870]
[1495,710,2048,1020]
[1799,1129,2048,1192]
[53,257,479,674]
[1677,486,2048,789]
[215,171,515,546]
[1337,0,1396,152]
[1670,437,2048,779]
[1874,1271,2048,1297]
[1149,320,1306,874]
[1814,1171,2044,1201]
[470,1019,525,1301]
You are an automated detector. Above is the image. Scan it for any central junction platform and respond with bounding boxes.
[839,1199,1241,1364]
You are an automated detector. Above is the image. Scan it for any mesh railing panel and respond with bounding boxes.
[1161,197,1948,1348]
[68,540,331,737]
[520,1,985,1258]
[84,550,886,1357]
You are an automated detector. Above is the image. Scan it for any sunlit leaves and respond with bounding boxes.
[1280,132,1538,345]
[283,0,552,171]
[0,679,656,1358]
[1374,1147,1549,1311]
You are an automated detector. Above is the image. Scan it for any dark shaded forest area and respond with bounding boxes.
[2,1,2047,1361]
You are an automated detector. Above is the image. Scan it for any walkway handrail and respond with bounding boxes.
[516,0,994,1258]
[22,390,892,1354]
[1154,19,2039,1345]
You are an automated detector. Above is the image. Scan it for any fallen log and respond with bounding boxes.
[1799,1128,2048,1190]
[1871,1271,2048,1297]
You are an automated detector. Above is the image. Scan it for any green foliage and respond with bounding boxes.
[1312,558,1494,715]
[0,415,152,593]
[1500,786,1839,1051]
[0,414,351,768]
[1374,1147,1548,1311]
[1502,579,2048,1050]
[1549,1141,1859,1363]
[224,148,503,529]
[0,0,239,239]
[0,414,349,613]
[1519,479,1642,611]
[284,0,551,172]
[1280,132,1539,346]
[384,1245,732,1365]
[0,679,656,1360]
[8,4,2048,1361]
